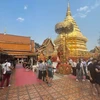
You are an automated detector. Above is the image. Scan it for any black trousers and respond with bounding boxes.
[72,67,76,76]
[38,70,46,81]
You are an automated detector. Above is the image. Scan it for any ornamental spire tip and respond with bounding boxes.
[66,1,71,16]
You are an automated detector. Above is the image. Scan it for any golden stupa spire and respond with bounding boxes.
[66,1,71,16]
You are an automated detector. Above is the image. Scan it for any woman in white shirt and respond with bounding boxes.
[0,59,13,88]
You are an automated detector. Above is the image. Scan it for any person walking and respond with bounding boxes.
[87,58,97,95]
[95,60,100,97]
[0,59,13,88]
[38,60,45,81]
[82,59,89,79]
[69,59,76,76]
[46,56,53,87]
[76,59,85,82]
[42,60,47,82]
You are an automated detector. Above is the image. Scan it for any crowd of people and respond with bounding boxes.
[21,56,54,87]
[36,56,54,87]
[0,55,100,97]
[21,56,100,96]
[69,58,100,97]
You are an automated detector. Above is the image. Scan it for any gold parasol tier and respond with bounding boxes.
[55,20,73,34]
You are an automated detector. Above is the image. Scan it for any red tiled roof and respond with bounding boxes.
[0,33,30,44]
[0,33,35,56]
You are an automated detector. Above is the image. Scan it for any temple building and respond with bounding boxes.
[90,46,100,58]
[0,33,35,58]
[37,38,55,60]
[54,3,90,59]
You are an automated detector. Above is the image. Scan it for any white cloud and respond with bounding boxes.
[77,6,89,12]
[24,5,28,10]
[86,10,91,14]
[73,13,87,18]
[78,13,87,18]
[74,0,100,18]
[17,17,24,22]
[91,0,100,9]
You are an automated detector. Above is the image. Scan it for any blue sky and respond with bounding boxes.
[0,0,100,50]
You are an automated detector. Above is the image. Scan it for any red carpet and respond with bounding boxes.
[15,64,42,86]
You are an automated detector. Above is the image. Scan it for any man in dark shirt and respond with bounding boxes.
[95,60,100,97]
[0,64,2,81]
[87,58,97,95]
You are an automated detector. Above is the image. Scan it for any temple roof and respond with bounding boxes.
[0,33,35,57]
[90,46,100,53]
[38,38,54,51]
[0,33,30,44]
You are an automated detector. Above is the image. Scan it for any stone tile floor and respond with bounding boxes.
[0,68,100,100]
[0,76,100,100]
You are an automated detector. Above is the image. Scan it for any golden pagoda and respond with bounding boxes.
[54,2,90,59]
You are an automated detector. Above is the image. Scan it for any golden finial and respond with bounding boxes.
[66,0,71,16]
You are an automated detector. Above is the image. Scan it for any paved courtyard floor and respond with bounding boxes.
[0,64,100,100]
